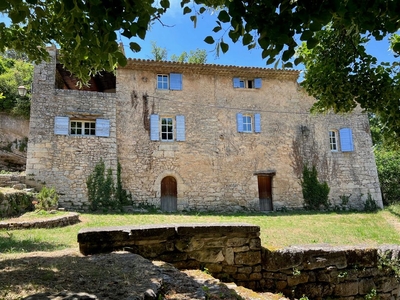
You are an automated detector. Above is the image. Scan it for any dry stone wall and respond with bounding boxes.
[78,224,400,299]
[26,46,118,210]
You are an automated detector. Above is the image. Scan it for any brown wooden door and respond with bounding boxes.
[161,176,177,212]
[258,175,273,211]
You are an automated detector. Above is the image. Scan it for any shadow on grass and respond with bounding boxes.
[0,251,245,300]
[0,234,69,253]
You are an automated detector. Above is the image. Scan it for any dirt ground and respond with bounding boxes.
[0,248,288,300]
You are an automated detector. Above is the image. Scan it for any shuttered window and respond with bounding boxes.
[54,116,110,137]
[157,73,182,90]
[150,114,186,141]
[233,77,262,89]
[236,113,261,133]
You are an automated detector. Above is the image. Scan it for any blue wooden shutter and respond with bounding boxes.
[150,114,160,141]
[233,77,241,88]
[339,128,354,152]
[95,119,110,137]
[54,116,69,135]
[254,78,262,89]
[236,113,243,132]
[170,73,182,90]
[254,113,261,133]
[176,115,186,141]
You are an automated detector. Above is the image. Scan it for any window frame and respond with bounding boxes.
[329,130,339,152]
[160,117,174,141]
[233,77,262,89]
[157,74,169,90]
[242,115,253,132]
[70,120,96,136]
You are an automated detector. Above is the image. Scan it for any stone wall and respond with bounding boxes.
[0,212,80,229]
[78,224,400,299]
[116,60,381,211]
[26,46,118,210]
[0,113,29,171]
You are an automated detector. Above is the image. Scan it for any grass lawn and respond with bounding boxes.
[1,206,400,254]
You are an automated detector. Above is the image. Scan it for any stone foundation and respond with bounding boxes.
[78,224,400,299]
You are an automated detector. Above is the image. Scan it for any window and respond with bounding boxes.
[157,73,182,90]
[54,117,110,137]
[70,121,96,136]
[329,130,338,151]
[233,77,262,89]
[329,128,354,152]
[237,113,261,133]
[242,115,252,132]
[157,75,169,90]
[150,114,185,141]
[161,117,174,141]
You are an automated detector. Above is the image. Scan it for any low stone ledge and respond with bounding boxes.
[0,212,80,230]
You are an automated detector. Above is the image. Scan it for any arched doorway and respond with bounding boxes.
[161,176,177,212]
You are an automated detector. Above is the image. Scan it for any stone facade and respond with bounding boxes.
[26,47,382,211]
[78,224,400,299]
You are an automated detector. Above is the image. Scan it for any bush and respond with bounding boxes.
[375,150,400,205]
[35,186,59,211]
[86,159,132,211]
[301,165,330,210]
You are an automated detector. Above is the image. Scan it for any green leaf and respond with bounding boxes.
[300,30,313,41]
[242,33,252,46]
[190,15,197,28]
[183,6,192,15]
[307,38,318,49]
[217,10,230,23]
[204,36,215,44]
[199,7,206,14]
[220,41,229,53]
[212,26,222,33]
[129,42,141,52]
[160,0,170,9]
[180,0,190,7]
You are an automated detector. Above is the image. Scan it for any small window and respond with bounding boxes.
[161,117,174,141]
[237,113,261,133]
[71,121,96,136]
[157,74,169,90]
[329,130,338,151]
[157,73,182,90]
[233,77,262,89]
[54,117,110,137]
[150,114,186,141]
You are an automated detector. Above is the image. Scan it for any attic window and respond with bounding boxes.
[233,77,262,89]
[55,63,116,93]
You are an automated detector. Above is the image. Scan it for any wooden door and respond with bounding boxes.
[258,175,273,211]
[161,176,177,212]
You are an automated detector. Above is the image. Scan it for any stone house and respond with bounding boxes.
[26,46,383,211]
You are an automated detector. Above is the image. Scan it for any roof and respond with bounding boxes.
[123,58,300,81]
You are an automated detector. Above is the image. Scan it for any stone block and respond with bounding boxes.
[226,237,249,247]
[235,251,261,266]
[358,278,376,295]
[188,249,224,263]
[334,281,359,296]
[287,273,309,286]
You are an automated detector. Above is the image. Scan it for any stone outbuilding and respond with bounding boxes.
[26,46,382,211]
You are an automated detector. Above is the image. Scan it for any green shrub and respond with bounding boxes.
[375,150,400,205]
[364,193,379,212]
[301,165,330,210]
[86,159,132,211]
[35,186,59,211]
